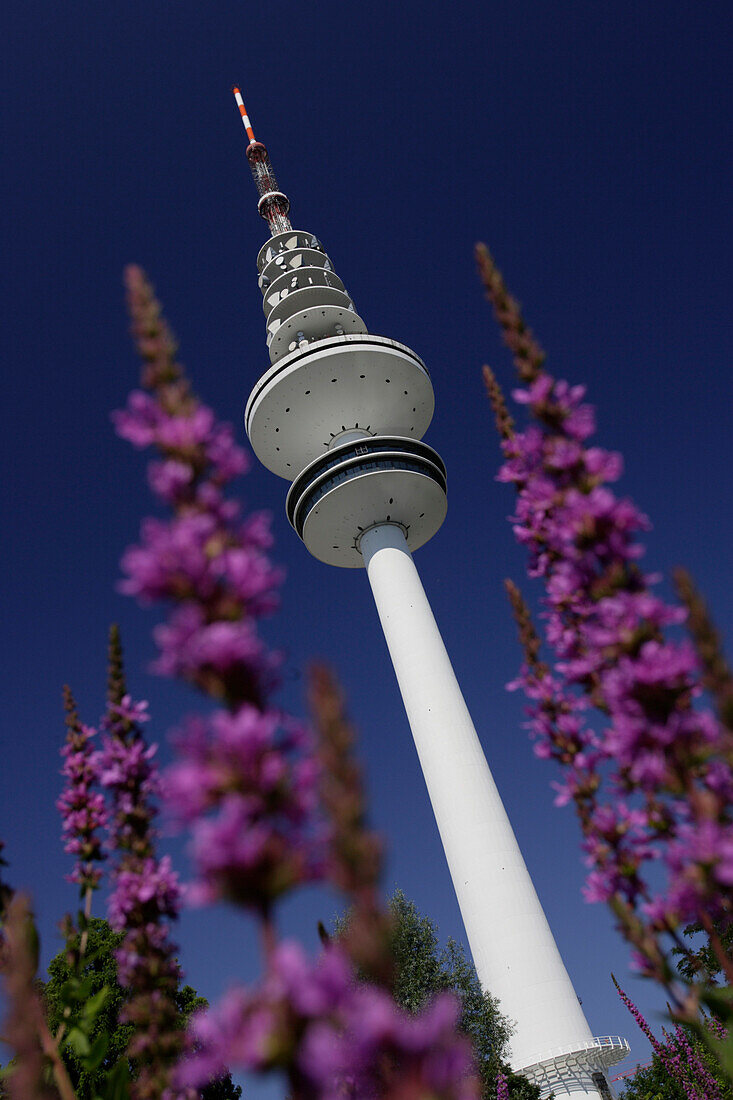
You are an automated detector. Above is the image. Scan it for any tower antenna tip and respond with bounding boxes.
[232,86,256,144]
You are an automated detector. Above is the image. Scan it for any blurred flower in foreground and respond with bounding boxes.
[117,267,478,1100]
[476,242,733,1005]
[180,940,478,1100]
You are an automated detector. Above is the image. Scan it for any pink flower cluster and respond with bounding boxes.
[614,979,722,1100]
[180,941,478,1100]
[495,1072,509,1100]
[99,696,158,828]
[100,688,182,987]
[57,688,108,890]
[165,705,323,911]
[476,242,733,998]
[118,266,481,1099]
[113,392,248,488]
[113,373,281,706]
[116,266,324,912]
[99,645,186,1099]
[107,854,180,978]
[500,368,733,944]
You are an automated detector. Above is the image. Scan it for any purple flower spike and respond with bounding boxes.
[58,686,108,891]
[478,243,733,992]
[165,705,324,912]
[180,942,478,1100]
[614,978,723,1100]
[118,266,325,916]
[101,625,184,1100]
[116,266,284,710]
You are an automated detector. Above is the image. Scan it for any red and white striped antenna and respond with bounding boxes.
[232,86,256,144]
[232,86,292,236]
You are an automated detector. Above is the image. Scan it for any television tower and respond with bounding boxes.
[233,89,629,1100]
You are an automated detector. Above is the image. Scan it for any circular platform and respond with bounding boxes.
[260,247,334,293]
[262,267,346,315]
[245,334,435,479]
[518,1036,630,1099]
[285,435,447,568]
[267,300,366,362]
[257,230,324,273]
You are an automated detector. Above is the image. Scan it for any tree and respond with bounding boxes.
[672,920,733,987]
[339,890,544,1100]
[617,1056,687,1100]
[41,917,241,1100]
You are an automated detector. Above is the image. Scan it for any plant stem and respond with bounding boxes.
[260,912,277,964]
[38,1014,78,1100]
[79,886,93,956]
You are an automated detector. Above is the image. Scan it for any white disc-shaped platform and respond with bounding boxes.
[267,304,366,362]
[260,247,333,292]
[246,334,435,479]
[285,435,447,568]
[257,230,325,273]
[519,1036,630,1099]
[262,267,346,315]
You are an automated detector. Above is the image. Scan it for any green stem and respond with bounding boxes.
[78,886,93,956]
[38,1013,78,1100]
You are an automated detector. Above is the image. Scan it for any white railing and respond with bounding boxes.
[594,1036,629,1049]
[520,1035,630,1074]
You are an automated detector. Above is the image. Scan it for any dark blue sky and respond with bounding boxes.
[2,0,731,1089]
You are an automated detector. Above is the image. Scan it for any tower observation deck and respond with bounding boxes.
[234,89,628,1099]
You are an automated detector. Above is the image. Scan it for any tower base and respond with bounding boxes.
[518,1036,630,1099]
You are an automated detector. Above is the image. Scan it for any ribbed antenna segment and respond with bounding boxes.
[232,86,256,142]
[232,87,292,237]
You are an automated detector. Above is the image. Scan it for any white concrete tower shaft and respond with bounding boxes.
[359,524,591,1065]
[359,525,627,1097]
[235,92,628,1099]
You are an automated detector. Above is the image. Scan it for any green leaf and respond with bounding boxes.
[82,942,106,965]
[59,978,80,1003]
[80,1033,109,1073]
[98,1059,131,1100]
[66,1027,91,1057]
[708,1033,733,1082]
[82,985,110,1026]
[75,975,94,1001]
[701,985,733,1022]
[61,975,95,1003]
[26,919,40,972]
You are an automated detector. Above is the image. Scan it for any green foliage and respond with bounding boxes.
[338,890,544,1100]
[617,1056,688,1100]
[44,917,130,1098]
[672,921,733,986]
[41,916,241,1100]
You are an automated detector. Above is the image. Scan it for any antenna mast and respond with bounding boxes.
[232,88,292,237]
